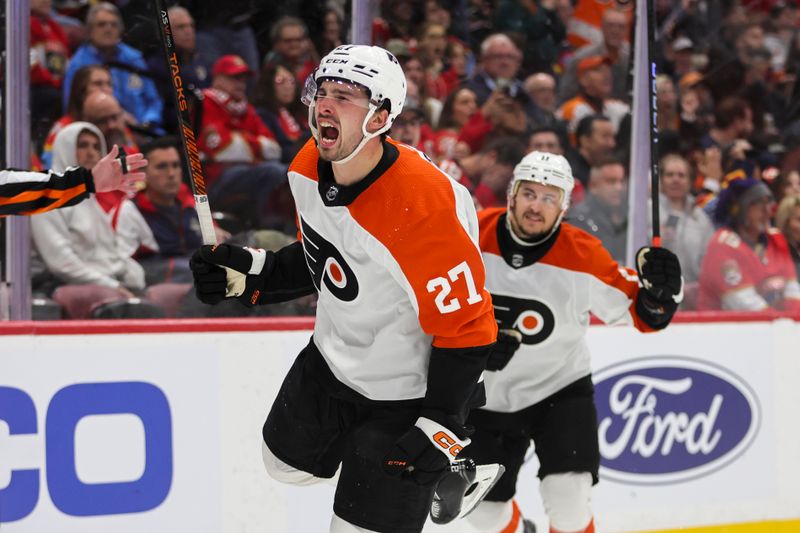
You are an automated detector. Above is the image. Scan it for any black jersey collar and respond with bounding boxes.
[317,140,399,206]
[497,212,560,269]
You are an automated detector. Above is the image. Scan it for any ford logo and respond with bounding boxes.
[594,356,760,485]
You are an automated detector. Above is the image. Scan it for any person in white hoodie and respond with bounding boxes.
[31,122,156,312]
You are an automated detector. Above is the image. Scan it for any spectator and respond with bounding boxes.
[318,8,344,56]
[438,38,472,96]
[568,156,628,263]
[524,72,559,124]
[31,122,152,315]
[390,100,427,153]
[458,86,529,153]
[560,7,629,104]
[769,169,800,204]
[463,33,545,125]
[566,114,616,187]
[702,97,754,151]
[666,36,697,84]
[775,195,800,279]
[567,0,632,51]
[656,74,680,132]
[41,64,113,166]
[372,0,422,47]
[492,0,567,75]
[253,62,311,164]
[263,16,318,85]
[133,137,223,285]
[439,137,527,209]
[199,55,288,230]
[528,125,564,154]
[82,91,139,155]
[416,22,449,98]
[434,87,478,159]
[183,0,261,79]
[147,7,212,133]
[63,2,163,129]
[30,0,71,142]
[556,55,630,137]
[657,154,715,283]
[698,172,800,312]
[398,51,444,128]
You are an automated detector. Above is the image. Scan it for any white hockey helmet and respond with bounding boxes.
[301,45,407,164]
[510,151,575,210]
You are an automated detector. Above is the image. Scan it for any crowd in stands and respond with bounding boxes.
[20,0,800,319]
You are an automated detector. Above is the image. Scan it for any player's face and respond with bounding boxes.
[509,181,563,240]
[314,80,372,162]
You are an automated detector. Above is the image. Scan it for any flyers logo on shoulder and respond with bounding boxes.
[594,356,761,485]
[300,216,359,301]
[491,293,555,345]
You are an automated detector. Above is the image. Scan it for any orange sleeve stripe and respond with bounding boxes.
[14,185,88,215]
[0,182,87,207]
[348,145,496,348]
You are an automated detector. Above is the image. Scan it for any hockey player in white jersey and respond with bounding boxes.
[190,44,498,533]
[462,151,683,533]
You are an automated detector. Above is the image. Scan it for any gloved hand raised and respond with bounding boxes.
[382,416,470,487]
[189,244,268,305]
[485,329,522,371]
[635,246,684,304]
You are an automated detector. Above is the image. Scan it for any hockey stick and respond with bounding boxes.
[153,0,216,245]
[430,458,506,524]
[646,0,662,247]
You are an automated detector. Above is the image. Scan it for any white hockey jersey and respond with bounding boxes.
[287,138,497,401]
[478,207,656,412]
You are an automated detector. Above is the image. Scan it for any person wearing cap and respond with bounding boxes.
[669,36,696,81]
[697,169,800,312]
[558,7,630,104]
[189,44,497,533]
[63,2,163,129]
[198,54,289,230]
[556,54,630,138]
[461,151,682,533]
[390,97,428,152]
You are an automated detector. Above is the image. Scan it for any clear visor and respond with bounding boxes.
[300,74,374,109]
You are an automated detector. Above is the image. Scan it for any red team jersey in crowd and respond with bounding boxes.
[287,138,497,400]
[698,228,800,312]
[477,207,656,412]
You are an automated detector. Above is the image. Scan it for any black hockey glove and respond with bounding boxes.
[382,416,470,487]
[485,329,522,371]
[190,244,270,306]
[636,246,684,304]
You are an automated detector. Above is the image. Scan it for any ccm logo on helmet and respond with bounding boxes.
[492,293,555,345]
[300,216,359,302]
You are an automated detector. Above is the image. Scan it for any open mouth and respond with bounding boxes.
[319,121,340,148]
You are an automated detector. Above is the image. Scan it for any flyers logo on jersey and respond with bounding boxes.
[491,293,555,345]
[300,216,359,301]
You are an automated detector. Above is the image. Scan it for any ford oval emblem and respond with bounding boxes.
[594,356,760,485]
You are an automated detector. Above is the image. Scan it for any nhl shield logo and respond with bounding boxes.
[326,185,339,202]
[511,254,523,268]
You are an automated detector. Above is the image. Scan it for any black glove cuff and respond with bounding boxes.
[636,289,678,330]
